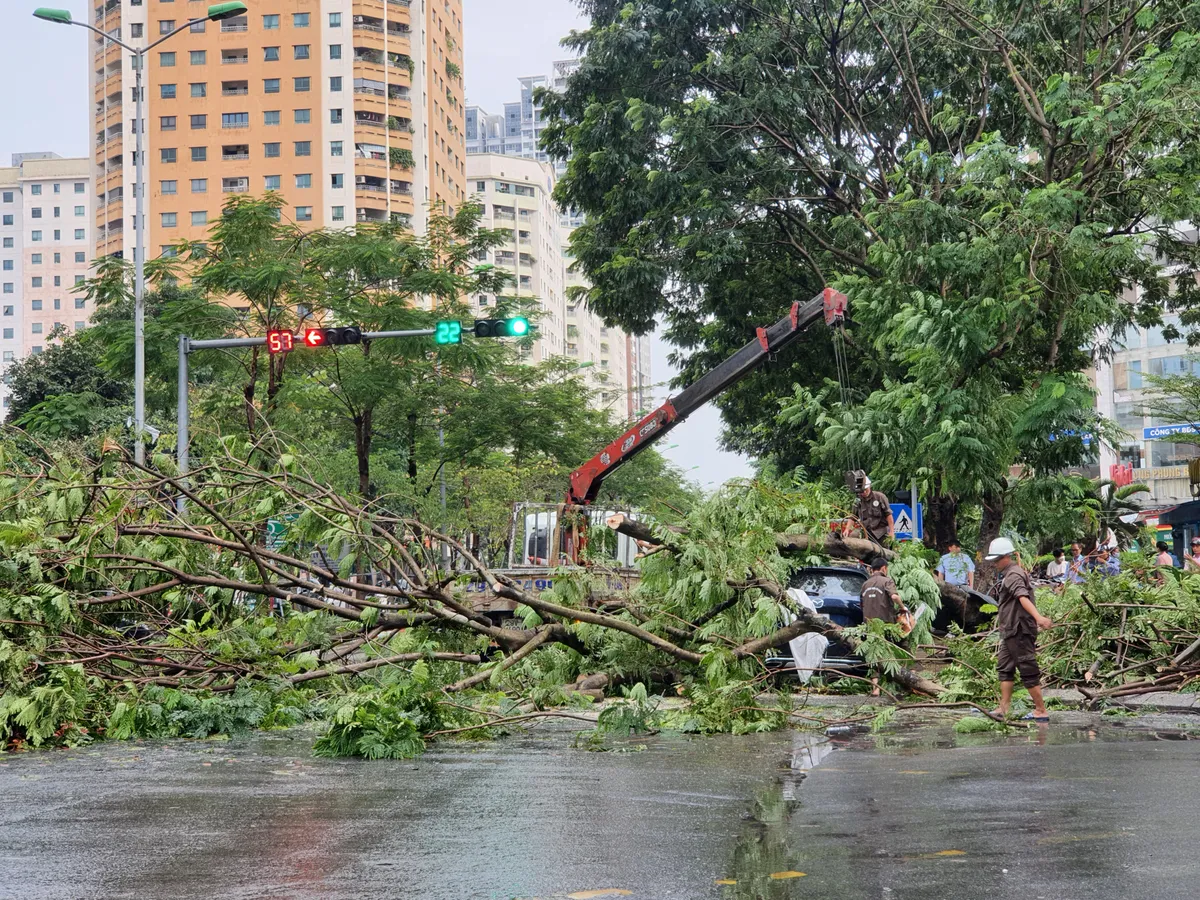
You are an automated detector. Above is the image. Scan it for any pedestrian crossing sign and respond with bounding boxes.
[889,503,923,542]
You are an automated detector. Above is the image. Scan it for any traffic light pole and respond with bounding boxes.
[175,327,437,512]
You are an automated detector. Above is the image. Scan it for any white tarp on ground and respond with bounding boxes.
[784,587,829,683]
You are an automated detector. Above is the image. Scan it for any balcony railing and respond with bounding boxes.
[222,121,250,128]
[222,56,249,65]
[222,152,249,160]
[355,86,385,97]
[222,87,249,95]
[354,22,384,33]
[221,23,248,32]
[222,183,249,193]
[356,182,386,193]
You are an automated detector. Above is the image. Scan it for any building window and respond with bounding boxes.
[329,12,341,26]
[161,246,178,258]
[30,346,41,355]
[30,231,41,241]
[75,252,85,263]
[295,206,312,222]
[161,180,177,194]
[53,275,60,286]
[160,83,177,99]
[161,148,177,163]
[190,20,205,33]
[74,229,85,240]
[30,185,41,196]
[330,140,343,156]
[476,181,486,192]
[74,206,84,216]
[264,143,281,158]
[264,78,280,93]
[295,173,312,188]
[329,44,341,60]
[2,329,11,339]
[330,76,342,92]
[31,277,42,288]
[1,192,10,203]
[31,323,42,334]
[264,175,281,190]
[191,211,207,226]
[161,212,177,227]
[294,141,311,156]
[159,20,175,34]
[191,114,207,129]
[53,252,60,263]
[74,183,84,194]
[222,112,250,127]
[52,206,60,218]
[293,45,310,60]
[191,179,207,193]
[332,205,344,221]
[191,147,207,162]
[75,298,86,309]
[29,254,40,265]
[160,51,176,66]
[294,76,311,92]
[1,307,9,317]
[190,50,206,65]
[331,173,343,188]
[75,322,85,332]
[190,83,207,98]
[294,108,311,124]
[330,108,342,124]
[52,230,60,241]
[263,46,280,61]
[1,217,10,226]
[293,12,309,27]
[131,23,143,37]
[31,208,42,219]
[264,110,281,125]
[262,13,279,29]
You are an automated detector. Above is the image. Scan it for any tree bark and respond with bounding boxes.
[354,407,374,499]
[976,485,1006,584]
[407,411,418,482]
[923,481,959,551]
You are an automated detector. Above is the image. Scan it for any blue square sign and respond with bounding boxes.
[890,503,923,542]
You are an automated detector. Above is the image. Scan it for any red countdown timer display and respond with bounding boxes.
[266,330,295,354]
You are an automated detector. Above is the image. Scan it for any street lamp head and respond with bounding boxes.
[575,361,595,369]
[33,7,73,23]
[207,1,248,21]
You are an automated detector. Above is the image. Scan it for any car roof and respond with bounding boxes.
[795,565,867,576]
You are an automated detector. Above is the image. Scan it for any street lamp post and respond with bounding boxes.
[34,2,248,464]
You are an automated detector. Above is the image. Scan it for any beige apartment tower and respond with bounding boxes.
[90,0,465,260]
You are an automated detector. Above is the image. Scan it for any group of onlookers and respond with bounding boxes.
[1044,542,1120,582]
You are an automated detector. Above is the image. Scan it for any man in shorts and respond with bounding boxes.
[986,537,1053,722]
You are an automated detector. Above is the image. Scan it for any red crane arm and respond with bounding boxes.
[568,288,847,506]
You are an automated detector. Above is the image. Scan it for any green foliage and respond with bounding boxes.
[313,662,447,760]
[389,147,415,169]
[954,715,1006,734]
[4,330,128,425]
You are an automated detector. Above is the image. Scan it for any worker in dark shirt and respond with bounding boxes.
[985,537,1053,723]
[853,477,894,545]
[860,557,910,696]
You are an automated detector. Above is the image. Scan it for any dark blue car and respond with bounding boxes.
[765,565,868,677]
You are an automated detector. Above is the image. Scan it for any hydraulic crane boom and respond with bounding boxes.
[568,287,848,506]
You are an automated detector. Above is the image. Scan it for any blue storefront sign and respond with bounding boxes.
[890,503,923,542]
[1144,423,1200,440]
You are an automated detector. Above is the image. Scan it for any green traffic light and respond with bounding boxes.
[434,320,462,345]
[509,317,530,337]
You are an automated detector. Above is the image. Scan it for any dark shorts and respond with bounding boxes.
[997,631,1040,688]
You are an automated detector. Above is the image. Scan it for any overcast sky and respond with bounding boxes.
[0,0,754,488]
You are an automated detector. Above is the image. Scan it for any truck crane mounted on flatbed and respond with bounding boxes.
[567,287,848,506]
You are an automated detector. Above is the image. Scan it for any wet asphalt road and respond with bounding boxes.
[1,722,1198,899]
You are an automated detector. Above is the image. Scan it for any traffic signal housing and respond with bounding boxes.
[303,326,362,348]
[473,317,531,339]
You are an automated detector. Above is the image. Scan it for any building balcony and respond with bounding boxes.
[222,177,249,193]
[222,145,250,160]
[221,52,249,64]
[222,81,249,95]
[94,0,120,21]
[220,18,248,32]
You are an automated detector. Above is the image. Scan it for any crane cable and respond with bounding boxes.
[831,324,859,475]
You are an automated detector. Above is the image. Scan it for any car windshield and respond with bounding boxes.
[791,570,865,598]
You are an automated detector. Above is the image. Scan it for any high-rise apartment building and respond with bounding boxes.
[90,0,465,261]
[0,154,95,414]
[468,154,565,364]
[466,61,651,419]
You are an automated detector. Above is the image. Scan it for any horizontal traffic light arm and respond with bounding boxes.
[186,327,442,352]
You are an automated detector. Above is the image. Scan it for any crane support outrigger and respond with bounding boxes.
[567,287,848,506]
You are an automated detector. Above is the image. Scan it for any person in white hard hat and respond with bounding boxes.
[985,537,1053,723]
[853,476,894,545]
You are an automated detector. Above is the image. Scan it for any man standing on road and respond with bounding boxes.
[1093,548,1121,576]
[986,538,1053,723]
[935,539,975,588]
[854,477,894,546]
[1184,537,1200,572]
[860,557,910,697]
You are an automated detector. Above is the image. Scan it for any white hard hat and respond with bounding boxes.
[984,537,1016,560]
[862,476,872,488]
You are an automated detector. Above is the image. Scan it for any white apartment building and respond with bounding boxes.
[466,63,651,419]
[0,154,95,415]
[468,154,565,364]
